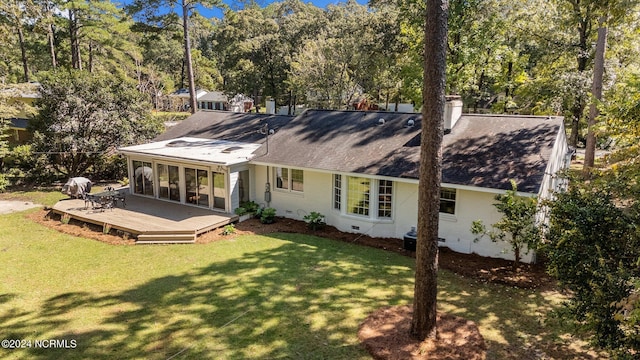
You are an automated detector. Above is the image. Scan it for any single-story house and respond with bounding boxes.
[1,83,40,145]
[163,88,208,112]
[7,118,31,145]
[198,91,228,111]
[119,99,570,262]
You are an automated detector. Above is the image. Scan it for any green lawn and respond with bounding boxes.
[0,198,604,359]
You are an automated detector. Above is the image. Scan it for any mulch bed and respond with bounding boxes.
[358,305,486,360]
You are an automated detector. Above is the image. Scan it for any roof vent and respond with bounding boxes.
[378,118,386,125]
[221,146,243,154]
[166,140,191,147]
[269,129,275,135]
[407,119,415,127]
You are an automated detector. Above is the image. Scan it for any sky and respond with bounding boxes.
[121,0,369,20]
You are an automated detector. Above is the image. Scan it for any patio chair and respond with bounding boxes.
[81,193,94,210]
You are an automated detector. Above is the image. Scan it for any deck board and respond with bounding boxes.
[52,195,237,242]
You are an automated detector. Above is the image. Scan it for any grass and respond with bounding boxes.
[0,197,604,359]
[0,189,66,207]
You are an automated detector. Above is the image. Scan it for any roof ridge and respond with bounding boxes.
[462,113,562,120]
[303,108,420,116]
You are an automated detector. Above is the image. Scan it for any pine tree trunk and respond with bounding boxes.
[411,0,448,341]
[17,24,29,82]
[48,23,57,69]
[568,5,592,148]
[584,17,607,171]
[182,0,197,114]
[88,42,94,73]
[69,9,82,70]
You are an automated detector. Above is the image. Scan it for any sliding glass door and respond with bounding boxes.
[133,160,153,196]
[185,167,210,207]
[157,164,180,202]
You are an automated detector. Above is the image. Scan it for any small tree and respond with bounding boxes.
[470,180,541,269]
[30,71,161,177]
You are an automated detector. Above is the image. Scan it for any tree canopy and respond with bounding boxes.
[29,71,161,177]
[1,0,638,131]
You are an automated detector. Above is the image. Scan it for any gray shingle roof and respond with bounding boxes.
[154,110,294,144]
[198,91,228,102]
[252,110,565,193]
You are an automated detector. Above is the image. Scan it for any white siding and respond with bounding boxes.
[229,171,240,211]
[251,164,535,263]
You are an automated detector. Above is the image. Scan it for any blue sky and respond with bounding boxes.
[121,0,369,19]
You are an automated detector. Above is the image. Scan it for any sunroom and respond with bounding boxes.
[118,137,256,213]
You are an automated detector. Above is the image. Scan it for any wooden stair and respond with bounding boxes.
[136,231,196,244]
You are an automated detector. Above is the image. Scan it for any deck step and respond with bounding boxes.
[136,233,196,243]
[135,240,196,244]
[140,230,195,235]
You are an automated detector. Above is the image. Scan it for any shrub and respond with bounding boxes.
[243,201,261,215]
[0,173,8,192]
[92,154,127,182]
[235,201,261,217]
[260,207,276,224]
[4,144,58,186]
[303,211,326,230]
[222,224,236,235]
[546,184,640,354]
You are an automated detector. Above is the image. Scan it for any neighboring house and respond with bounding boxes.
[118,100,570,262]
[163,88,208,112]
[7,118,31,145]
[229,94,254,113]
[198,91,228,111]
[0,83,40,145]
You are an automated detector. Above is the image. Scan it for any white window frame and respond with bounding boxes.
[337,174,393,221]
[131,159,154,197]
[333,174,342,210]
[274,167,303,193]
[439,187,457,215]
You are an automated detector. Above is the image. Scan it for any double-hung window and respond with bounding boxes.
[439,188,457,214]
[275,167,303,192]
[378,180,393,218]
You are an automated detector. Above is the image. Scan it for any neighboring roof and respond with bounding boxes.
[199,91,228,102]
[169,88,208,99]
[119,137,261,166]
[252,110,565,193]
[154,110,293,144]
[9,118,28,130]
[0,83,41,99]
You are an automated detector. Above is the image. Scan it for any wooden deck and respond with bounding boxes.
[52,195,237,243]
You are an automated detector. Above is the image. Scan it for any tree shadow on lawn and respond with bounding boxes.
[1,234,413,359]
[436,272,605,360]
[0,233,603,359]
